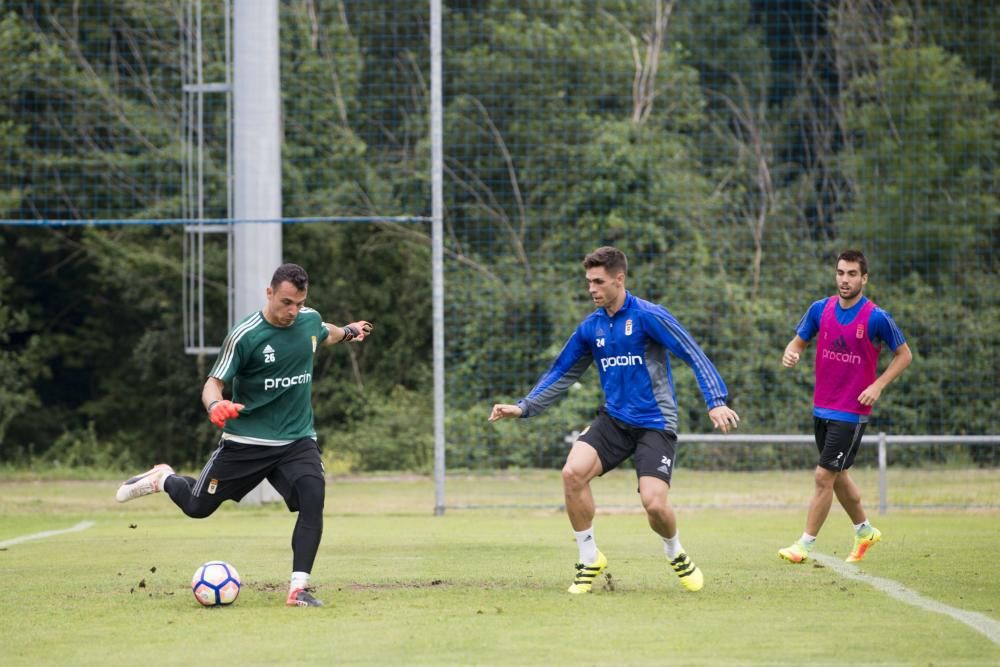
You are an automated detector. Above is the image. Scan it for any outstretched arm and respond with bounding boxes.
[323,320,374,345]
[488,404,524,422]
[487,328,591,422]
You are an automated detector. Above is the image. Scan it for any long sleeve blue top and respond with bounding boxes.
[516,292,729,433]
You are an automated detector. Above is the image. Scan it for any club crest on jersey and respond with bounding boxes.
[311,335,317,352]
[625,319,633,336]
[262,344,276,364]
[856,324,865,339]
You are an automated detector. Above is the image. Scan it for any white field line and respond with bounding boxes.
[0,520,96,549]
[813,552,1000,645]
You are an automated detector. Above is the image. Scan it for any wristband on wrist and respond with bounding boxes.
[207,400,221,413]
[342,325,358,342]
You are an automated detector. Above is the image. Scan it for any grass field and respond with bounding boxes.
[1,470,998,666]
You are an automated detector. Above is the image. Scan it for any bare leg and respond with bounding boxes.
[561,442,603,531]
[805,466,838,536]
[640,475,704,590]
[834,470,867,525]
[562,442,609,593]
[637,476,677,539]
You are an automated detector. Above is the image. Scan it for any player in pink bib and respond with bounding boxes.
[779,250,912,564]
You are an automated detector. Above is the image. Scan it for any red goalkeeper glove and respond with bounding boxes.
[342,320,374,342]
[207,400,244,428]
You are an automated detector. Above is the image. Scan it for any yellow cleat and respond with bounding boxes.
[846,526,882,563]
[670,553,704,592]
[567,551,608,594]
[778,541,811,563]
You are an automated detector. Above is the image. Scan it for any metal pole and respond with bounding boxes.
[430,0,446,516]
[233,0,282,322]
[878,431,887,515]
[195,0,206,351]
[196,0,204,223]
[182,2,194,350]
[233,0,282,505]
[224,0,234,330]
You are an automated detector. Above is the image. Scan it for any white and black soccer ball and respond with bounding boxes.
[191,561,241,607]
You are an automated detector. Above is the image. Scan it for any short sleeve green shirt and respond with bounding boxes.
[209,307,330,444]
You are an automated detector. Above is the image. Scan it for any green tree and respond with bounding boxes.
[838,16,997,282]
[0,259,49,451]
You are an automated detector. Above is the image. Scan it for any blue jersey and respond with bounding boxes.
[795,296,907,423]
[516,292,729,432]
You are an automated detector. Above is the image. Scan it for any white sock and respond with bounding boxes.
[800,533,817,549]
[662,533,684,560]
[853,520,871,534]
[290,571,310,592]
[574,528,598,564]
[159,472,173,490]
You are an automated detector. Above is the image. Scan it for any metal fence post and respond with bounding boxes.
[430,0,446,516]
[878,431,887,515]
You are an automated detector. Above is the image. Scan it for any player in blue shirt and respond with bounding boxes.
[779,250,911,565]
[490,246,740,594]
[791,292,907,424]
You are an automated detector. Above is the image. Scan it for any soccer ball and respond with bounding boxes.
[191,561,241,607]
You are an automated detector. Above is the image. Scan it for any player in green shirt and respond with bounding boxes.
[115,263,373,607]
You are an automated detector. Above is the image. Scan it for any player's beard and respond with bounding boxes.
[839,284,862,300]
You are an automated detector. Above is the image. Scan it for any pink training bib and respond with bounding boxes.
[814,296,880,415]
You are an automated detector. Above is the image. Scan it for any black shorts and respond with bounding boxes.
[814,417,867,472]
[577,410,677,484]
[191,437,325,512]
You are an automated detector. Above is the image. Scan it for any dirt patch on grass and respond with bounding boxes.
[344,579,449,590]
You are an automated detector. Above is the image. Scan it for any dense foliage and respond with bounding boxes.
[0,1,996,471]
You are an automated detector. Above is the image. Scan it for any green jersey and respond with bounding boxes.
[209,307,330,445]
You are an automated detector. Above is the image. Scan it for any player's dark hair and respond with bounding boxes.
[837,250,868,276]
[582,246,628,276]
[271,263,309,291]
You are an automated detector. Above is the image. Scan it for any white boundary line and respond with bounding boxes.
[813,553,1000,645]
[0,520,95,549]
